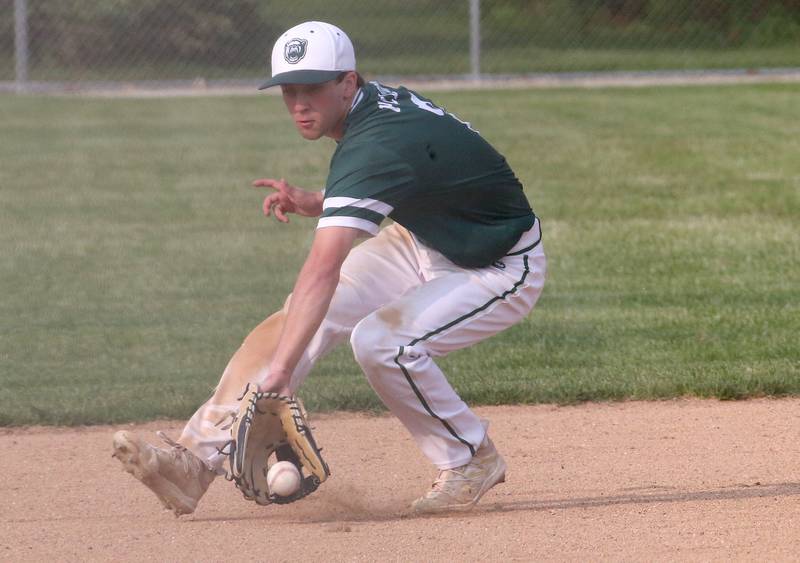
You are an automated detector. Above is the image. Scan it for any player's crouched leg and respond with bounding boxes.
[350,309,486,457]
[350,311,506,513]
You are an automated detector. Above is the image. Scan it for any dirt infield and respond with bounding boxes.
[3,399,799,562]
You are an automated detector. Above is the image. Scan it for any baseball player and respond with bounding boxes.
[113,21,545,515]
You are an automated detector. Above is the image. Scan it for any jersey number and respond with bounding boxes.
[409,92,478,133]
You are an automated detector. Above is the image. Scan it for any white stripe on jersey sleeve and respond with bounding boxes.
[317,216,380,236]
[323,197,394,217]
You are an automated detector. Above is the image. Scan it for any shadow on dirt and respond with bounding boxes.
[189,482,800,525]
[484,482,800,514]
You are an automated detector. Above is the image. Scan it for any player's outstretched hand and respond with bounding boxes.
[253,178,324,223]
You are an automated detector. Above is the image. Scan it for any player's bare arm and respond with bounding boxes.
[253,178,324,222]
[258,226,360,394]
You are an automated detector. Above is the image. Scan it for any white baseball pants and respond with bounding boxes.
[179,220,545,472]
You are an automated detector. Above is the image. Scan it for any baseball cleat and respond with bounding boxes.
[112,430,216,517]
[411,438,506,514]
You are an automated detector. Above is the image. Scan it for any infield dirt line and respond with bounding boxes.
[6,67,800,98]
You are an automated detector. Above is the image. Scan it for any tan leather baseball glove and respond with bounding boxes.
[227,384,330,505]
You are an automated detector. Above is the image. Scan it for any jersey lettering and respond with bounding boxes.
[409,92,445,116]
[409,91,478,133]
[373,82,401,113]
[371,82,476,131]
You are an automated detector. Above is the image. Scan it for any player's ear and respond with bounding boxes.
[337,71,358,96]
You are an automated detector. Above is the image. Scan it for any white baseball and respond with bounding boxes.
[267,461,302,496]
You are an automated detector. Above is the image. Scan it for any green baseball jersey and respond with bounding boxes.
[320,81,536,268]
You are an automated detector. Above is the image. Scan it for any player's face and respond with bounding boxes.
[280,73,358,141]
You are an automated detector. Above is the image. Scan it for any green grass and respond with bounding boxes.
[1,83,798,426]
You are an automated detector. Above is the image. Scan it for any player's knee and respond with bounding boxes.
[350,316,396,370]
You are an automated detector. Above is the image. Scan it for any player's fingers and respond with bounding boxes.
[274,205,290,223]
[252,178,280,191]
[263,194,278,216]
[252,178,288,192]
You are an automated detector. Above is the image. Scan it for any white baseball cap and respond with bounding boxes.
[259,21,356,90]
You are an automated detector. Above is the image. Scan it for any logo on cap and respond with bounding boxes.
[284,39,308,64]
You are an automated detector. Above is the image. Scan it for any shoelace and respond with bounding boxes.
[429,467,470,495]
[213,409,238,432]
[156,431,195,474]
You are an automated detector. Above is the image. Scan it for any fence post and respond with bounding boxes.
[14,0,29,93]
[469,0,481,81]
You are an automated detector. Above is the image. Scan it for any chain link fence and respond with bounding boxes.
[2,0,800,91]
